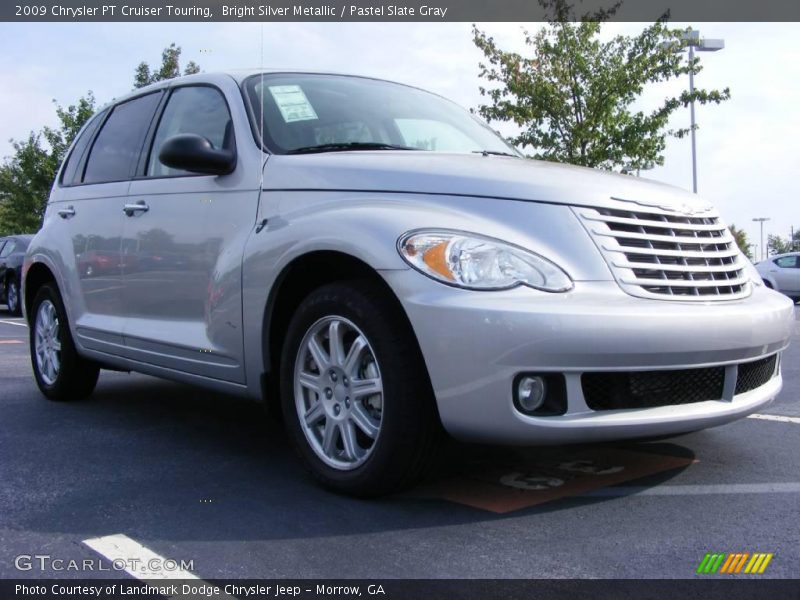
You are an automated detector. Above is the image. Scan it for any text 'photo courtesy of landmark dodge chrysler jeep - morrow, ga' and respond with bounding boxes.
[22,71,794,495]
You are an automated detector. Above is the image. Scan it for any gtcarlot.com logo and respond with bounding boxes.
[696,552,774,574]
[14,554,194,572]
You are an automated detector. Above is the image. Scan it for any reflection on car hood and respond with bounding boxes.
[264,152,710,211]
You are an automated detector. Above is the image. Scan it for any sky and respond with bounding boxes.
[0,21,797,257]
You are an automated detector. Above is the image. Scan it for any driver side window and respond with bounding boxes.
[148,86,233,178]
[774,256,798,268]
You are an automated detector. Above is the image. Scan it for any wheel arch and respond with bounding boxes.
[3,265,16,283]
[260,250,429,411]
[24,262,57,321]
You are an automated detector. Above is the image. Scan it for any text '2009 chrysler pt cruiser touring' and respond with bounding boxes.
[23,71,794,495]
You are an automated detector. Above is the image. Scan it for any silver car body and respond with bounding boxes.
[23,71,795,444]
[756,252,800,300]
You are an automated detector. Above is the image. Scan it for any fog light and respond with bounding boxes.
[516,376,546,413]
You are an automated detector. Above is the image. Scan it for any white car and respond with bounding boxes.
[756,253,800,302]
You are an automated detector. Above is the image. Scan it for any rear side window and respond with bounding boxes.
[83,93,161,184]
[59,110,106,186]
[0,242,15,258]
[147,86,233,178]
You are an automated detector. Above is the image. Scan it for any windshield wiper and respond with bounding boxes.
[472,150,519,157]
[286,142,419,155]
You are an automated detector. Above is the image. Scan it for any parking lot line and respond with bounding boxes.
[748,413,800,424]
[0,340,23,344]
[582,482,800,497]
[83,534,237,598]
[0,319,26,327]
[83,533,201,580]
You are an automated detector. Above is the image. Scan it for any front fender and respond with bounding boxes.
[239,190,610,399]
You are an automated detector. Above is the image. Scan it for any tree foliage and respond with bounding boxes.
[767,231,800,257]
[0,45,199,235]
[0,94,95,235]
[728,224,752,261]
[472,0,731,170]
[134,43,200,89]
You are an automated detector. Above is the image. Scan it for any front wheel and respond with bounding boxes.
[280,280,440,496]
[5,278,20,316]
[30,283,99,401]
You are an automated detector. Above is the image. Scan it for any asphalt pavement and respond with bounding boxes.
[0,306,798,580]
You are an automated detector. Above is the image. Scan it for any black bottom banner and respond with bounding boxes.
[3,579,799,600]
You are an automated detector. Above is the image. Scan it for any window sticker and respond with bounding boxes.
[268,85,318,123]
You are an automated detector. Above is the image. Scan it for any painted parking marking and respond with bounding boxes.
[83,534,237,599]
[582,482,800,496]
[0,319,27,327]
[0,339,23,344]
[748,413,800,424]
[409,448,695,513]
[83,533,199,580]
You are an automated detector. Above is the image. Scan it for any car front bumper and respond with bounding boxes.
[382,272,795,444]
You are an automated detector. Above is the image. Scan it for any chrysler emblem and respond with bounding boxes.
[612,196,714,216]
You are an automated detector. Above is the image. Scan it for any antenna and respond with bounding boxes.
[259,23,265,193]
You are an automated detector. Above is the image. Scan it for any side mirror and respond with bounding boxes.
[158,134,236,176]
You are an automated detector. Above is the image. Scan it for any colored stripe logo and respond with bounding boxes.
[697,552,773,574]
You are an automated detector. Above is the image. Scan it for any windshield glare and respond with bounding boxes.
[244,73,519,156]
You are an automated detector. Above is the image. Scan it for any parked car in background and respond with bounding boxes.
[21,71,795,496]
[0,234,33,315]
[756,253,800,302]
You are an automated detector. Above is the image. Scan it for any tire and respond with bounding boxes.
[29,283,99,401]
[280,280,440,496]
[5,277,20,316]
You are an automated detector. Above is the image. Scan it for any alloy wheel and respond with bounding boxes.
[293,316,383,470]
[34,300,61,385]
[6,281,18,313]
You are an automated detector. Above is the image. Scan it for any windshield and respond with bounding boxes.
[243,73,520,156]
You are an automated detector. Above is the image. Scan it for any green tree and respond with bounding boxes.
[728,224,752,260]
[472,0,730,170]
[788,229,800,252]
[768,234,792,256]
[0,93,96,235]
[134,43,200,89]
[0,44,200,234]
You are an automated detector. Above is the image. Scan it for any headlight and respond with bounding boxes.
[397,230,573,292]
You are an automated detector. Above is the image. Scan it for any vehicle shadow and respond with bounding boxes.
[3,372,697,542]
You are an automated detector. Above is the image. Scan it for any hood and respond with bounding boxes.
[263,152,712,212]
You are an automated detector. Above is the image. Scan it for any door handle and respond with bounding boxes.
[123,201,149,216]
[57,206,76,219]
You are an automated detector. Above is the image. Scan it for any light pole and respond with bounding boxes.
[667,31,725,194]
[753,217,770,261]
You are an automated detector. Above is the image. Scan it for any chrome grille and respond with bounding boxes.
[578,205,750,301]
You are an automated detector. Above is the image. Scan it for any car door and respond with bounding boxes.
[769,256,800,294]
[0,239,12,302]
[122,82,257,384]
[55,92,162,355]
[0,239,13,280]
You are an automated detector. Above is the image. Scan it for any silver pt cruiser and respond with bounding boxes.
[23,71,794,495]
